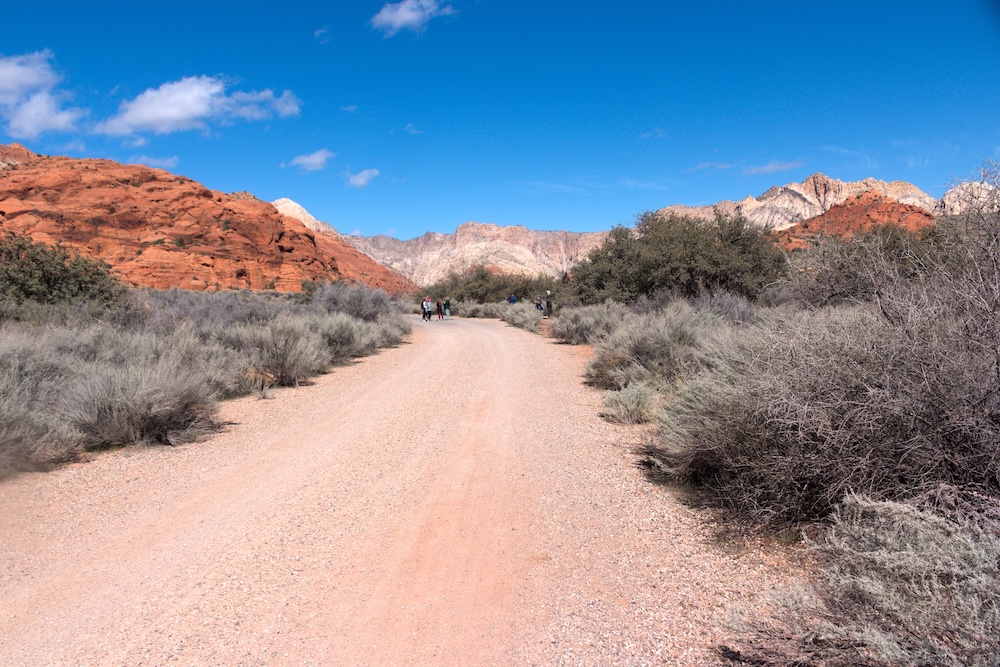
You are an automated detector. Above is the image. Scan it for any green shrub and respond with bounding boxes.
[453,300,507,318]
[568,212,786,304]
[421,265,563,305]
[0,234,127,307]
[549,302,628,344]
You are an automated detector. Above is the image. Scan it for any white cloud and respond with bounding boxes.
[7,91,84,139]
[346,168,380,188]
[371,0,454,36]
[403,122,423,135]
[0,50,84,139]
[743,160,804,175]
[290,148,335,172]
[640,127,667,140]
[128,155,180,169]
[340,104,358,112]
[96,75,301,136]
[314,27,331,44]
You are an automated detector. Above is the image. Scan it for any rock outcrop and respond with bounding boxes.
[659,173,936,230]
[346,222,608,286]
[770,191,936,251]
[933,181,999,217]
[272,197,340,236]
[0,144,415,294]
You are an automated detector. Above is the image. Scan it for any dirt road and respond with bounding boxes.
[0,316,791,666]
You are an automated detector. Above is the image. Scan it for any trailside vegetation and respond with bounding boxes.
[567,211,787,304]
[1,280,409,477]
[548,166,1000,666]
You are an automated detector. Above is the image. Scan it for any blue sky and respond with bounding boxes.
[2,1,999,239]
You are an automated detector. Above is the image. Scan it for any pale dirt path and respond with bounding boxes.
[0,316,795,666]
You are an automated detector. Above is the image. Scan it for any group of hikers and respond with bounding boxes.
[420,290,554,321]
[420,296,451,321]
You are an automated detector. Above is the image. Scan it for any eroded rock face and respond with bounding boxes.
[770,190,936,251]
[272,197,340,236]
[659,173,937,230]
[346,222,608,286]
[0,144,415,294]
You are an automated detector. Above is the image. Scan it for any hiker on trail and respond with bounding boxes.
[544,290,553,318]
[534,295,543,311]
[422,296,433,321]
[436,299,444,320]
[444,297,452,319]
[508,294,517,305]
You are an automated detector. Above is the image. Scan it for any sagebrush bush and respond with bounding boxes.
[549,302,628,344]
[500,302,542,332]
[601,383,655,424]
[739,495,1000,667]
[454,301,507,318]
[306,281,404,321]
[585,302,725,390]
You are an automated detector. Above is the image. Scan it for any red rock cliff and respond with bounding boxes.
[0,144,415,294]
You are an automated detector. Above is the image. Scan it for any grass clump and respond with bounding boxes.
[601,382,655,424]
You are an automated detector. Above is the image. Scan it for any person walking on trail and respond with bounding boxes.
[508,294,517,305]
[436,299,444,320]
[534,295,543,311]
[444,297,452,319]
[421,296,433,321]
[544,290,553,318]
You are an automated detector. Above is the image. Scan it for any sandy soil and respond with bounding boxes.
[0,316,797,666]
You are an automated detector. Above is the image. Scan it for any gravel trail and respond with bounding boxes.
[0,316,796,666]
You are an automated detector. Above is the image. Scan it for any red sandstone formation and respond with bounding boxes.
[0,144,415,294]
[771,190,936,251]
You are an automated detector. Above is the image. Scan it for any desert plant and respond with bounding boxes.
[500,301,543,332]
[0,233,127,307]
[568,212,787,304]
[549,301,629,344]
[601,382,655,424]
[585,302,725,390]
[453,300,507,318]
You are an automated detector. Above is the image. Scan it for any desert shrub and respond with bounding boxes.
[736,495,1000,666]
[568,212,786,304]
[549,302,629,344]
[652,301,1000,524]
[453,300,507,318]
[601,383,655,424]
[689,291,761,325]
[140,288,292,327]
[0,233,127,308]
[500,302,542,332]
[306,281,403,321]
[306,312,378,364]
[585,302,725,390]
[59,358,220,449]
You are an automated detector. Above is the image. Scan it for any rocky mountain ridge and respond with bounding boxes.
[0,144,415,294]
[346,223,608,286]
[658,173,937,230]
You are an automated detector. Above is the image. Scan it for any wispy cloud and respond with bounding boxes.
[371,0,455,36]
[403,122,423,135]
[340,104,358,112]
[516,180,588,194]
[346,168,380,188]
[128,154,179,169]
[314,27,331,44]
[686,161,735,173]
[288,148,335,172]
[618,178,670,191]
[639,127,667,140]
[0,50,85,139]
[96,75,300,136]
[743,160,804,175]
